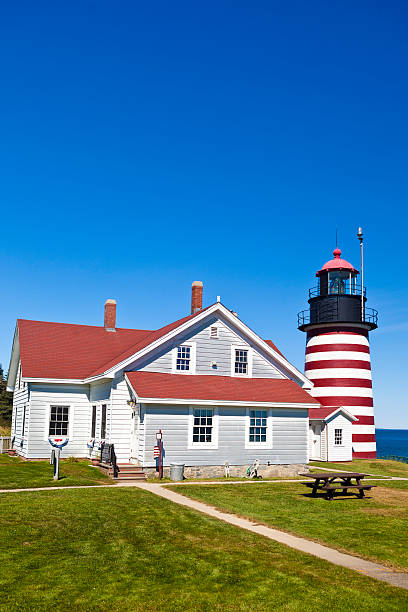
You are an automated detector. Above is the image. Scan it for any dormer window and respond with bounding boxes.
[176,346,191,371]
[172,343,196,374]
[235,349,248,375]
[231,345,252,377]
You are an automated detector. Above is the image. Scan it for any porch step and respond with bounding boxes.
[99,462,146,481]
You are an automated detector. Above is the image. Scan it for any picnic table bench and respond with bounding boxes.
[298,472,376,500]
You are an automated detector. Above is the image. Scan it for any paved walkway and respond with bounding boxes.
[0,476,398,493]
[134,482,408,590]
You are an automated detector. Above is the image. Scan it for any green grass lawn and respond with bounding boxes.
[0,488,407,611]
[169,481,408,571]
[310,458,408,478]
[0,454,113,489]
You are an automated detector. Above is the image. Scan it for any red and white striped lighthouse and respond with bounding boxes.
[298,237,378,458]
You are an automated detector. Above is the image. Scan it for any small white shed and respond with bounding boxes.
[309,407,358,462]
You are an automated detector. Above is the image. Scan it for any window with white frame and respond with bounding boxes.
[334,428,343,445]
[234,349,248,375]
[176,345,191,371]
[249,409,267,443]
[49,406,69,436]
[245,407,272,448]
[193,408,213,443]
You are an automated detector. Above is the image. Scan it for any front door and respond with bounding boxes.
[310,422,322,460]
[130,408,139,459]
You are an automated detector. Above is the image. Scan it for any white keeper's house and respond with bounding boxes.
[8,282,326,477]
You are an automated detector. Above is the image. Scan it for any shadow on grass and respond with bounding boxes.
[300,492,374,501]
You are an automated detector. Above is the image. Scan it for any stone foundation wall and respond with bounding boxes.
[144,463,309,480]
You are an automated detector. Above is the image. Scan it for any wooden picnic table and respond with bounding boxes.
[299,472,376,500]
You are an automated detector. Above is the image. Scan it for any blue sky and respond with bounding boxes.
[1,2,407,427]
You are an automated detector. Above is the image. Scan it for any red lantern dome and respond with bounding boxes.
[316,247,358,277]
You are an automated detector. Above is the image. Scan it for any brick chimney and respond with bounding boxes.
[104,299,116,331]
[191,281,203,314]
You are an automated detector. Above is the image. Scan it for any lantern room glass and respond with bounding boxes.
[323,270,358,295]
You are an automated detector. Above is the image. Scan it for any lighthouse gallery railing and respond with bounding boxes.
[297,307,378,327]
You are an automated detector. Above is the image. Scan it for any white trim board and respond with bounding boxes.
[134,398,315,408]
[244,407,273,450]
[309,407,358,422]
[187,406,219,450]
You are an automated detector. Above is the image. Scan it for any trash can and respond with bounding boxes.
[170,463,185,481]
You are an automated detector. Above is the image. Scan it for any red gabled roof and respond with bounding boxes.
[17,304,289,381]
[125,371,319,404]
[309,407,356,421]
[88,305,214,376]
[17,305,214,380]
[264,339,285,358]
[18,320,152,380]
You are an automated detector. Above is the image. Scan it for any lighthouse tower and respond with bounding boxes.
[298,242,378,458]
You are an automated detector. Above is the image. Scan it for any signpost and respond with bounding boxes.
[156,430,163,479]
[48,438,69,480]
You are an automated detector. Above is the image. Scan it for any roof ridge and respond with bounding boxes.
[17,318,153,333]
[86,303,216,377]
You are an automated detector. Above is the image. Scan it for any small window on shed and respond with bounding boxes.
[210,326,218,339]
[334,428,343,445]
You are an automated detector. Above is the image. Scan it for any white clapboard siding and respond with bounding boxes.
[142,404,308,466]
[12,382,29,457]
[16,312,304,461]
[131,316,285,379]
[89,381,112,451]
[321,424,327,461]
[109,374,132,461]
[90,381,111,402]
[327,414,353,461]
[28,383,90,459]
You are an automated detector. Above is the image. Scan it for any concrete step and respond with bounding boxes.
[98,462,146,481]
[115,475,146,481]
[116,468,144,475]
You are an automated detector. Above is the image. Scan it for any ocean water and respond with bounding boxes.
[376,429,408,459]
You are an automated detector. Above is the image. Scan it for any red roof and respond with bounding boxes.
[264,339,285,358]
[317,248,358,277]
[309,407,356,420]
[17,304,289,381]
[18,307,212,380]
[125,371,319,404]
[18,320,152,380]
